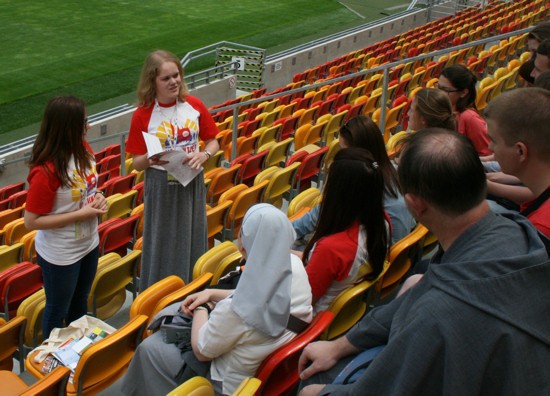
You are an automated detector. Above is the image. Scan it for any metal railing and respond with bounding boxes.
[213,26,533,162]
[1,26,534,175]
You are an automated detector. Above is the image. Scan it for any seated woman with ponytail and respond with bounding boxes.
[407,87,457,132]
[299,148,391,313]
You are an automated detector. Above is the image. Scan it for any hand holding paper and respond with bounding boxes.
[142,132,202,186]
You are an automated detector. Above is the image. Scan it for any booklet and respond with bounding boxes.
[48,327,110,373]
[141,132,202,186]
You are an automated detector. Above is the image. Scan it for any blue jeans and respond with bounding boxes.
[38,246,99,339]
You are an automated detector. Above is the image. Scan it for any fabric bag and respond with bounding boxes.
[148,301,194,352]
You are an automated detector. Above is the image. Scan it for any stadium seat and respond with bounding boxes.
[0,262,43,320]
[221,180,269,241]
[0,315,26,371]
[88,250,142,319]
[206,200,233,248]
[0,365,71,396]
[26,315,149,396]
[253,311,334,395]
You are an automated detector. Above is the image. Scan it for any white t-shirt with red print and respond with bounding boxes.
[26,147,99,266]
[125,96,219,169]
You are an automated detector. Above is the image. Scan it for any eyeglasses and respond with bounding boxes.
[434,82,461,94]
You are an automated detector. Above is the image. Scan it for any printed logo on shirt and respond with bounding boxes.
[70,164,97,206]
[155,119,199,151]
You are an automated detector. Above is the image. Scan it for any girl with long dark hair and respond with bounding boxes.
[24,95,108,338]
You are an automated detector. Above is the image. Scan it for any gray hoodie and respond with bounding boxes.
[321,211,550,395]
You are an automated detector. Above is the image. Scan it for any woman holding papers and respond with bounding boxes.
[126,50,219,289]
[24,95,108,338]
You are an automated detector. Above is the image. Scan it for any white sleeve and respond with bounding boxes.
[197,298,249,358]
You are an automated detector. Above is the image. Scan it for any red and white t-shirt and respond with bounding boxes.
[126,95,218,170]
[26,144,99,265]
[306,222,368,313]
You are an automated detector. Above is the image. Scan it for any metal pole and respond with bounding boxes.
[379,68,389,136]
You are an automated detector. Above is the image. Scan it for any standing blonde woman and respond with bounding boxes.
[25,95,108,339]
[126,50,219,289]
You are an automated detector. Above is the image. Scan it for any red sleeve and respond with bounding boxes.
[186,96,219,141]
[458,109,492,156]
[26,164,60,214]
[306,235,353,297]
[125,106,152,155]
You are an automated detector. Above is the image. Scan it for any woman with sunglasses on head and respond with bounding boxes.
[24,95,108,339]
[437,64,492,156]
[125,50,219,290]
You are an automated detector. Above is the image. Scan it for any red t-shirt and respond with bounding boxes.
[520,187,550,238]
[457,109,492,156]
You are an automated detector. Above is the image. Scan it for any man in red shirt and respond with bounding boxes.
[485,87,550,238]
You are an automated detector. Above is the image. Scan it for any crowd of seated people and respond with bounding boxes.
[5,4,550,395]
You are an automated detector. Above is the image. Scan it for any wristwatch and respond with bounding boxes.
[204,150,212,159]
[196,303,212,314]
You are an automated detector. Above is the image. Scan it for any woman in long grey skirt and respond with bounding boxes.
[126,50,219,289]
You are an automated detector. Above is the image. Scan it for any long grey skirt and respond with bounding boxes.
[139,167,207,290]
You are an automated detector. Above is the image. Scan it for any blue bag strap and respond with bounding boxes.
[332,345,385,385]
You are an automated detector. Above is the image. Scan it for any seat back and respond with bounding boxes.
[0,182,26,201]
[287,188,321,218]
[206,200,233,248]
[262,162,301,208]
[225,180,269,240]
[130,204,144,239]
[206,165,242,206]
[19,365,72,396]
[237,150,269,187]
[152,273,214,321]
[254,311,334,396]
[4,218,31,245]
[20,230,37,263]
[375,224,429,300]
[193,241,238,280]
[0,207,24,231]
[1,262,43,320]
[323,110,347,146]
[321,280,378,340]
[88,250,142,320]
[102,190,138,222]
[294,147,329,195]
[0,243,24,273]
[16,288,46,348]
[211,251,243,286]
[130,275,185,323]
[104,173,136,196]
[68,315,148,395]
[264,138,294,168]
[0,316,26,371]
[303,121,327,149]
[231,377,262,396]
[167,376,214,396]
[99,214,139,256]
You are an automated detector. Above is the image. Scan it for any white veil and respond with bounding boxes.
[230,204,296,337]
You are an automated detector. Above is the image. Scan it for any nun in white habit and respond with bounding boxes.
[121,204,313,395]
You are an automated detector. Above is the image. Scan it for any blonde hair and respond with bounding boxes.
[136,50,189,107]
[414,88,456,131]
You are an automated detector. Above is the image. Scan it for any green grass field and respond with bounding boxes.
[0,0,409,144]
